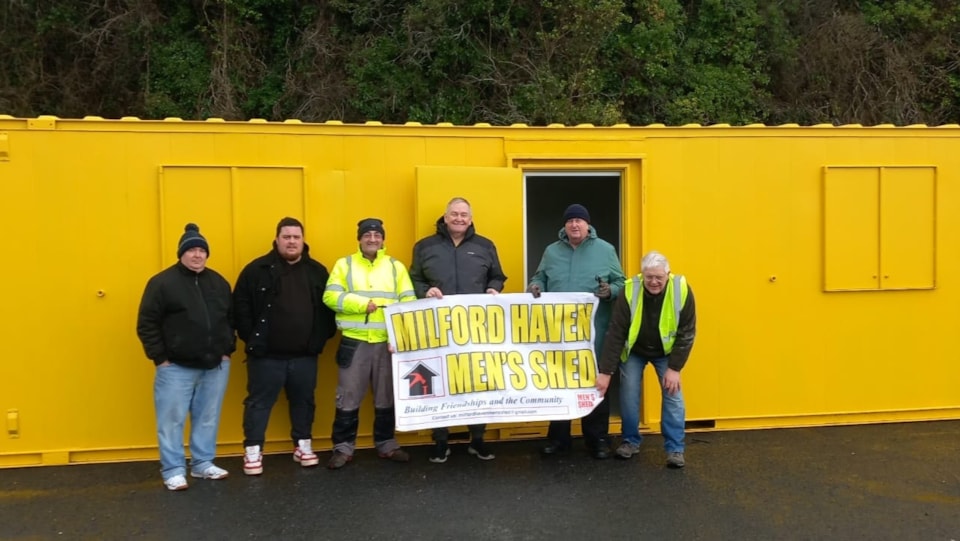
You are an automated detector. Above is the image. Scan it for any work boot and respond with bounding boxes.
[590,438,613,460]
[540,440,571,456]
[327,451,352,469]
[666,452,685,469]
[379,448,411,462]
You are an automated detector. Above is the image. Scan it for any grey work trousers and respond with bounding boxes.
[332,338,398,455]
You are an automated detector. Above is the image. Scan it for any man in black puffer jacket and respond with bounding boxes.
[137,223,235,491]
[233,217,337,476]
[410,197,507,463]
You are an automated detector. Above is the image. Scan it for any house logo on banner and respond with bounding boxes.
[401,361,441,398]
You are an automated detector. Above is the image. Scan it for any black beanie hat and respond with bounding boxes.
[357,218,385,240]
[562,204,591,223]
[177,223,209,258]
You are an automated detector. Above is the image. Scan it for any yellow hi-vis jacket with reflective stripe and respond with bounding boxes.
[620,273,690,362]
[323,249,416,343]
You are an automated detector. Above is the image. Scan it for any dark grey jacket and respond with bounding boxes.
[409,217,507,297]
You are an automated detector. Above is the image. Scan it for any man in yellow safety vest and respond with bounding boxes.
[596,250,697,468]
[323,218,417,469]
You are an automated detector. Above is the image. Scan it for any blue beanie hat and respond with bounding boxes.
[562,204,591,223]
[177,223,209,258]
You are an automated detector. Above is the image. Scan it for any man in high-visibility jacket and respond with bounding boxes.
[596,250,696,468]
[323,218,417,469]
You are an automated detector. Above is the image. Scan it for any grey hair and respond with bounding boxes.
[446,197,472,213]
[641,251,670,273]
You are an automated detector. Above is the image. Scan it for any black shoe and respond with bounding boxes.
[467,440,496,461]
[592,446,612,460]
[589,439,613,460]
[429,441,451,464]
[540,441,571,456]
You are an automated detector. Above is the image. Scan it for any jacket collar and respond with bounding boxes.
[557,224,598,246]
[353,247,388,264]
[434,216,476,243]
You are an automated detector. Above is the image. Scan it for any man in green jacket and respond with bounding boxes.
[527,204,625,459]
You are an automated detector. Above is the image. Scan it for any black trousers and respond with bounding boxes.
[432,424,486,443]
[242,356,317,447]
[547,395,610,448]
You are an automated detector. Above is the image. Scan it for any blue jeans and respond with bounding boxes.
[154,361,230,480]
[619,354,685,452]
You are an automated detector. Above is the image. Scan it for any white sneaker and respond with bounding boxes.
[163,474,188,491]
[244,445,263,476]
[191,464,229,480]
[294,439,319,467]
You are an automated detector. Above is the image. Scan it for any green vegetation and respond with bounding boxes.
[1,0,958,125]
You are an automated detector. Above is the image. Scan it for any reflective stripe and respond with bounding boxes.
[345,255,354,290]
[338,320,387,330]
[629,278,641,319]
[326,284,345,292]
[672,275,682,328]
[398,289,415,299]
[626,278,641,352]
[347,255,401,295]
[353,291,398,299]
[660,277,682,341]
[335,292,348,312]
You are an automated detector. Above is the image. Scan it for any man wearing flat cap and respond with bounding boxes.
[323,218,417,468]
[527,203,625,459]
[137,223,235,491]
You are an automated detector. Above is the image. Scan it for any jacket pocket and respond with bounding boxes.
[335,338,360,369]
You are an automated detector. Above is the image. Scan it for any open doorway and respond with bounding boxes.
[523,171,623,417]
[523,171,622,281]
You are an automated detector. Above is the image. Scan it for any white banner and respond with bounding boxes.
[384,292,603,432]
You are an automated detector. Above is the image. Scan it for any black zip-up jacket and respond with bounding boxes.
[409,217,507,297]
[136,262,236,369]
[233,243,337,358]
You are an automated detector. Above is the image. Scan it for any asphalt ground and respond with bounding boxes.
[1,420,958,540]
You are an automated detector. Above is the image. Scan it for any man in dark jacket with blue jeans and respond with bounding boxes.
[233,217,337,476]
[410,197,507,463]
[137,223,235,491]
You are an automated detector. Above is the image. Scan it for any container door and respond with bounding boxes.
[414,166,524,292]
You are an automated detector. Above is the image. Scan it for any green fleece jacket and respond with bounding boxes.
[528,226,626,355]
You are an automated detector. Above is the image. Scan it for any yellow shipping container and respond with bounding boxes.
[1,116,958,467]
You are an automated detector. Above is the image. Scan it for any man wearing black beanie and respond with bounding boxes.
[527,203,626,459]
[137,223,235,491]
[322,217,417,468]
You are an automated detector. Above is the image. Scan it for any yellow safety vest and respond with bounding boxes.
[620,273,689,362]
[323,249,416,343]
